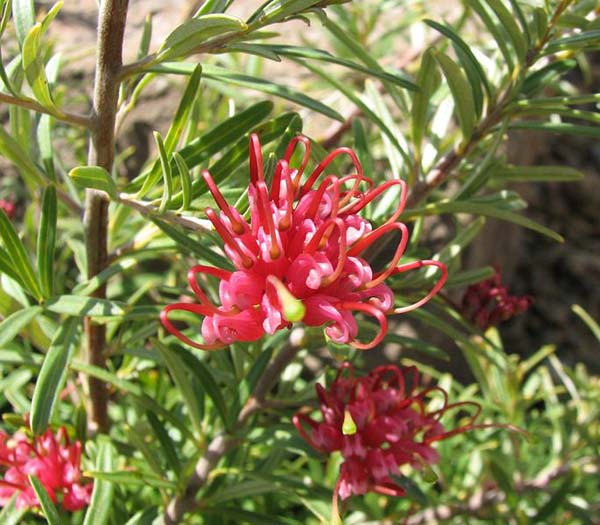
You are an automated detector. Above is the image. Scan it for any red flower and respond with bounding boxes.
[0,200,16,220]
[461,270,533,330]
[294,363,481,500]
[161,134,447,350]
[0,428,92,511]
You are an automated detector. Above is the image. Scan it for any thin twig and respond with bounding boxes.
[84,0,129,434]
[164,344,301,525]
[117,193,212,232]
[0,92,92,129]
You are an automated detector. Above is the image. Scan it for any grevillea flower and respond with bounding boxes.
[161,134,447,350]
[0,199,16,219]
[293,363,482,502]
[0,427,92,511]
[461,269,533,330]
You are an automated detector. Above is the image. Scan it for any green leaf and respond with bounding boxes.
[153,62,344,122]
[145,411,182,477]
[195,0,233,15]
[389,474,429,506]
[521,59,577,96]
[44,295,126,317]
[30,317,78,435]
[173,152,192,211]
[509,121,600,138]
[445,266,495,287]
[248,0,321,25]
[28,475,62,525]
[0,126,44,187]
[240,43,418,91]
[572,305,600,343]
[22,3,63,111]
[432,50,476,141]
[403,199,564,242]
[171,345,230,428]
[158,14,247,61]
[544,29,600,55]
[531,471,575,523]
[154,132,173,213]
[0,493,26,524]
[83,438,117,525]
[485,0,527,62]
[0,208,43,300]
[385,333,449,361]
[37,185,57,297]
[124,507,161,525]
[86,469,176,490]
[154,338,204,437]
[492,165,585,182]
[0,305,42,347]
[138,65,202,198]
[411,48,440,156]
[424,19,491,104]
[300,60,410,165]
[70,360,195,441]
[466,0,515,71]
[127,100,273,193]
[12,0,34,46]
[69,166,117,199]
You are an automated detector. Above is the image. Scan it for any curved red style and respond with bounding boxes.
[0,427,92,511]
[293,363,482,501]
[160,134,447,350]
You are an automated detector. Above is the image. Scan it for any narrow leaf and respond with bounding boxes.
[44,295,126,317]
[30,317,78,434]
[37,184,57,297]
[154,132,173,213]
[158,14,247,61]
[433,50,476,141]
[173,152,192,211]
[138,65,202,198]
[83,438,116,525]
[12,0,34,46]
[154,338,204,437]
[69,166,117,199]
[171,345,229,428]
[0,305,42,347]
[0,208,43,300]
[28,475,62,525]
[492,165,585,182]
[411,48,440,156]
[485,0,527,62]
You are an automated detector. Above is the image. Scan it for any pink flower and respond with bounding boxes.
[294,363,481,500]
[0,427,92,511]
[0,200,16,220]
[461,269,533,330]
[161,134,447,350]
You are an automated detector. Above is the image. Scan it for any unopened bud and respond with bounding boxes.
[342,409,357,435]
[267,275,306,322]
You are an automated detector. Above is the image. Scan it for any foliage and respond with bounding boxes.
[0,0,598,524]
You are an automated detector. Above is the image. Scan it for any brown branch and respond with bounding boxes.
[84,0,129,434]
[0,92,92,129]
[164,344,301,525]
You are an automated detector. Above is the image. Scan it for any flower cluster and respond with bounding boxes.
[461,270,533,330]
[161,134,447,350]
[0,427,92,511]
[294,363,481,500]
[0,199,16,220]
